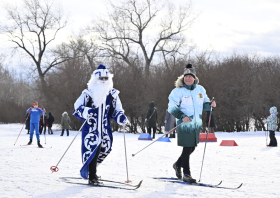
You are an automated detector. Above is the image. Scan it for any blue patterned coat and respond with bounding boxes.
[73,88,125,179]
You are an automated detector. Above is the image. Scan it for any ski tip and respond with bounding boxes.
[237,183,243,188]
[135,180,143,189]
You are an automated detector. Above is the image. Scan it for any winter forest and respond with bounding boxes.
[0,0,280,133]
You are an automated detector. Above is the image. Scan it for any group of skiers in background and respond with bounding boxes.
[25,102,72,147]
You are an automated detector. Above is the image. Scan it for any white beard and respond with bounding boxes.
[87,73,114,108]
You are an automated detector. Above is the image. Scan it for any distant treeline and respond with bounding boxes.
[1,53,280,132]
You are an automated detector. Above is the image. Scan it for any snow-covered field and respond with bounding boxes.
[1,124,280,198]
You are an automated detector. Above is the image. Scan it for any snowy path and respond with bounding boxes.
[0,124,280,198]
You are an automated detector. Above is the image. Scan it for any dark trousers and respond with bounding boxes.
[148,127,156,138]
[269,131,278,146]
[61,129,69,136]
[48,127,53,134]
[166,130,176,138]
[176,147,195,175]
[40,125,46,134]
[89,145,102,180]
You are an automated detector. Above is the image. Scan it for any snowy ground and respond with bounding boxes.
[1,124,280,198]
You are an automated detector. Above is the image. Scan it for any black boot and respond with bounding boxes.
[37,141,43,148]
[173,162,182,179]
[27,139,32,145]
[89,175,102,185]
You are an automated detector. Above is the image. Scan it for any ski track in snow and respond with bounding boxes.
[1,123,280,198]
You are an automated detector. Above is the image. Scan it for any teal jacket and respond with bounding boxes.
[168,75,211,147]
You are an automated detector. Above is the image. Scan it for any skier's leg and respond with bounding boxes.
[269,131,273,146]
[181,147,195,175]
[173,148,184,179]
[29,123,34,140]
[152,127,156,139]
[88,144,102,182]
[270,131,277,146]
[34,123,40,141]
[61,129,64,136]
[147,127,151,136]
[67,129,69,136]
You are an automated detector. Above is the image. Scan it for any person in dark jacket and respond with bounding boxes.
[164,109,176,138]
[145,101,157,139]
[39,114,47,135]
[39,115,43,134]
[205,110,215,133]
[61,111,71,136]
[47,112,54,134]
[25,112,30,134]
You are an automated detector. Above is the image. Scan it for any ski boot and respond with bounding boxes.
[89,175,102,185]
[37,141,43,148]
[183,174,196,183]
[27,139,32,145]
[173,162,182,179]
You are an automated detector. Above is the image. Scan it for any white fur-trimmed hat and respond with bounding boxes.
[94,64,109,77]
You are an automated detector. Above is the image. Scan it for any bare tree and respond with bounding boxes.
[67,35,103,71]
[0,0,69,92]
[92,0,196,76]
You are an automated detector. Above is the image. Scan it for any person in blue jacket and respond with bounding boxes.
[168,64,216,183]
[26,101,45,148]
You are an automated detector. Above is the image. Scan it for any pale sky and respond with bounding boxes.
[0,0,280,58]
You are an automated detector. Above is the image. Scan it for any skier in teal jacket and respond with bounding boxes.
[168,64,216,183]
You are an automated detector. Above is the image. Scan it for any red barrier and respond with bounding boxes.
[199,133,217,142]
[220,140,238,146]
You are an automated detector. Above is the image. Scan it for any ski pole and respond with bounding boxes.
[122,123,131,183]
[132,122,184,157]
[50,119,87,173]
[14,109,32,146]
[198,97,215,182]
[265,125,268,146]
[42,108,46,144]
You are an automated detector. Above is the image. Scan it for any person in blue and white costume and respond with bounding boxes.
[73,64,128,185]
[168,64,216,183]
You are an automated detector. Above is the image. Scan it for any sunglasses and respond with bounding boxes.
[99,77,108,80]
